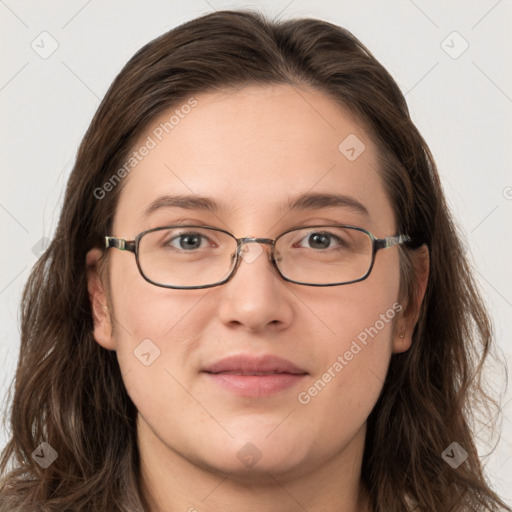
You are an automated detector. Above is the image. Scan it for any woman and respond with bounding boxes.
[0,9,509,512]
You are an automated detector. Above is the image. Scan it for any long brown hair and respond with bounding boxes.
[1,10,509,511]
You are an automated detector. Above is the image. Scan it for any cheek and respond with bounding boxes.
[309,260,401,351]
[109,251,206,339]
[108,287,207,437]
[315,294,398,391]
[299,257,401,418]
[107,259,213,393]
[294,298,398,454]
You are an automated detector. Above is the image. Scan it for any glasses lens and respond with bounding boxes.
[275,226,373,285]
[138,227,238,288]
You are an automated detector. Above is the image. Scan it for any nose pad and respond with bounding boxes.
[239,241,265,265]
[229,240,281,274]
[272,248,283,263]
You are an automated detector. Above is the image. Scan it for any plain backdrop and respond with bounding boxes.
[1,0,511,505]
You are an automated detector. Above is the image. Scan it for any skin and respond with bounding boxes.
[86,84,428,512]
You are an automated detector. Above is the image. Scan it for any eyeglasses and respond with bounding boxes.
[104,224,410,289]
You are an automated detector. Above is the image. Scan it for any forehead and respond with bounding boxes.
[113,84,395,236]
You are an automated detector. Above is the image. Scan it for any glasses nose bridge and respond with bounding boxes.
[238,236,274,244]
[236,236,276,255]
[234,236,280,265]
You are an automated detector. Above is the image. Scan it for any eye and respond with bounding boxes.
[165,231,212,251]
[295,231,346,250]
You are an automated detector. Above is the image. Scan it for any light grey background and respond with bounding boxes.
[1,0,511,504]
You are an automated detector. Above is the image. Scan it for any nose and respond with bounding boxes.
[216,237,292,332]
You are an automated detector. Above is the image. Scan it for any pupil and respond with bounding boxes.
[310,233,329,249]
[180,234,201,250]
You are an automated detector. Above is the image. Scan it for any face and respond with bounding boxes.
[87,84,412,483]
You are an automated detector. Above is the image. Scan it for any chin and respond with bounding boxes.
[201,455,308,483]
[190,434,311,480]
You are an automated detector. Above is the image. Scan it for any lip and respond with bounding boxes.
[202,354,308,397]
[203,354,307,375]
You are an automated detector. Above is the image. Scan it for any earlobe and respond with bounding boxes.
[392,244,430,354]
[86,248,116,351]
[393,332,412,353]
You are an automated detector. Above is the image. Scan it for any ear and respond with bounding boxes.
[86,248,116,351]
[393,244,429,354]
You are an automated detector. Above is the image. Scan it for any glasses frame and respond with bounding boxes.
[104,224,411,289]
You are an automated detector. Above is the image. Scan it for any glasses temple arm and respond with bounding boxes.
[374,234,411,251]
[105,236,136,253]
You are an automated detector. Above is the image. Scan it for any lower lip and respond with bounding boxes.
[204,372,307,397]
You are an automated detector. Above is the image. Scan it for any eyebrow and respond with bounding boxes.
[143,192,369,218]
[283,192,369,217]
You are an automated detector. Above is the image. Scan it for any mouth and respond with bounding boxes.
[202,354,308,397]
